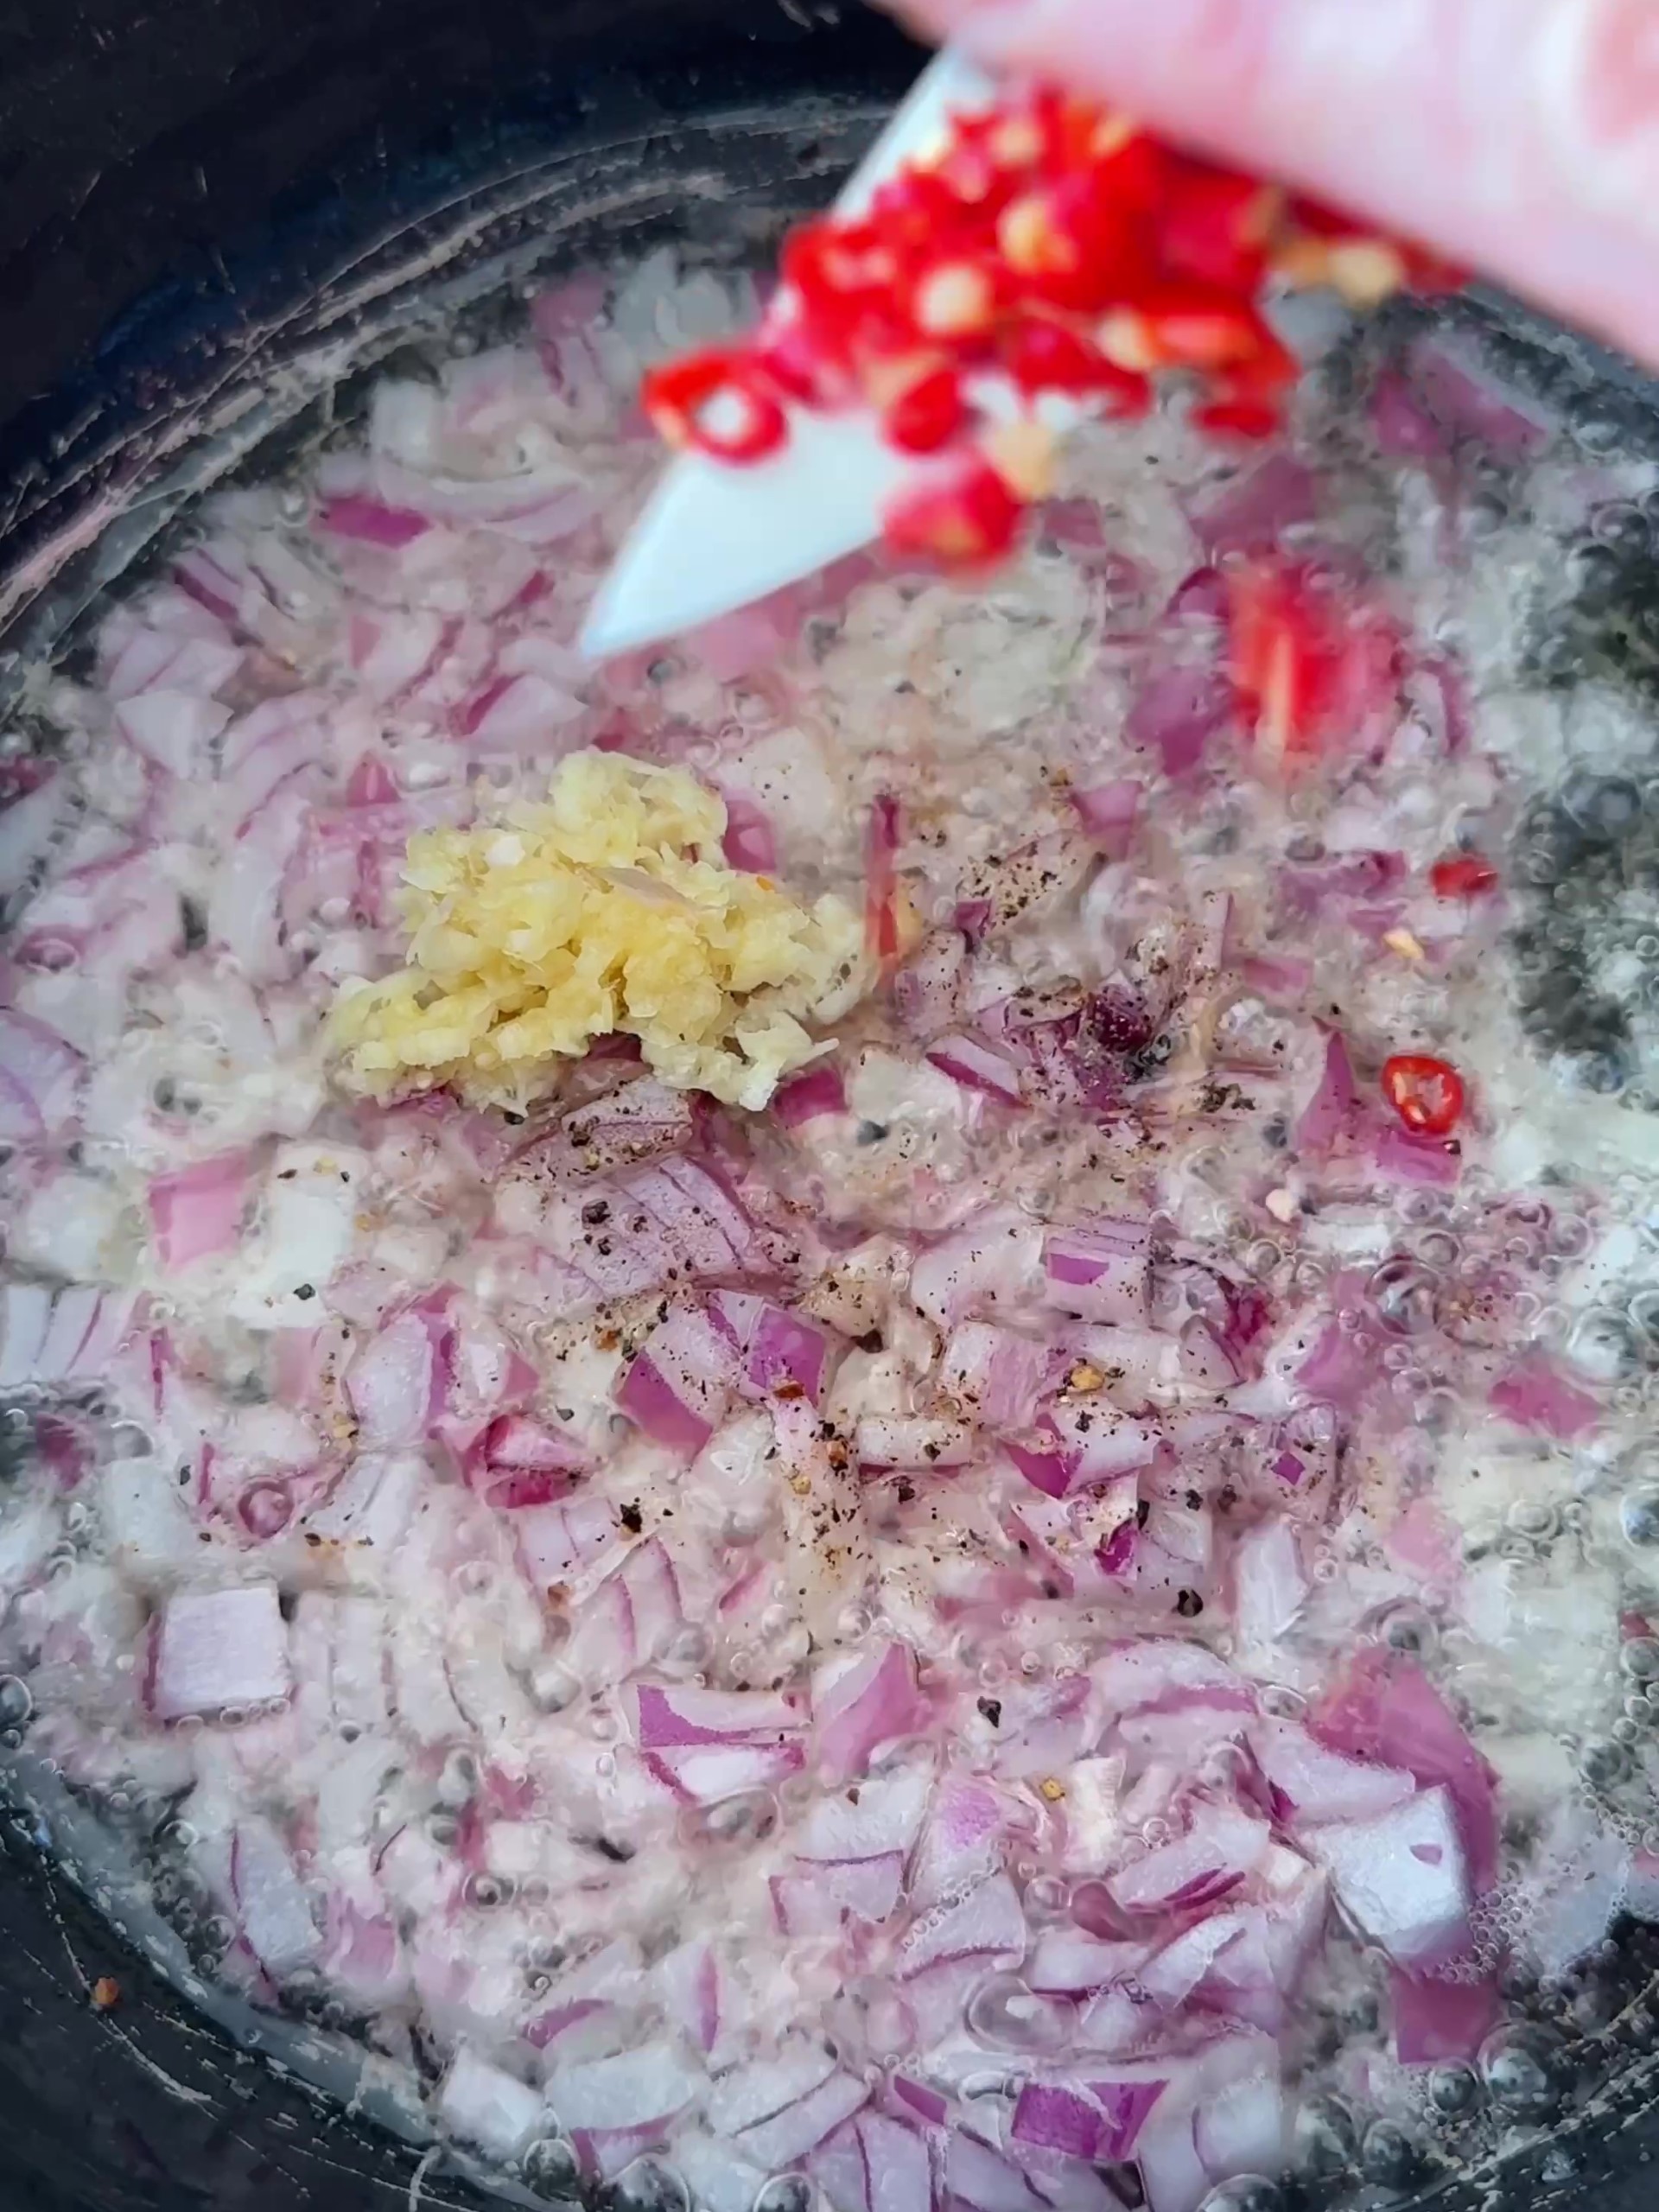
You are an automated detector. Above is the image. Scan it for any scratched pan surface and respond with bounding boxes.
[3,2,1659,2207]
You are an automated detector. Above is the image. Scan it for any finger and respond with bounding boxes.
[881,0,1659,371]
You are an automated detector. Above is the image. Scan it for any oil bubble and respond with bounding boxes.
[1426,2063,1479,2113]
[1361,2121,1421,2186]
[1622,1490,1659,1547]
[524,2137,582,2197]
[1479,2029,1558,2113]
[1293,2095,1357,2175]
[1198,2182,1281,2212]
[613,2159,690,2212]
[1370,1257,1440,1335]
[750,2180,810,2212]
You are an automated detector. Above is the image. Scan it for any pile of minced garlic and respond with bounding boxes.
[327,752,868,1111]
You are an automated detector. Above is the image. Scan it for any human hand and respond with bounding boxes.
[880,0,1659,369]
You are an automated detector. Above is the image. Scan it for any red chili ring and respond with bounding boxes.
[1381,1053,1466,1137]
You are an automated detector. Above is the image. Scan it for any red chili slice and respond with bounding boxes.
[883,365,971,454]
[1430,853,1499,899]
[640,350,788,464]
[1157,167,1278,291]
[882,453,1024,566]
[907,257,1001,341]
[1193,396,1284,442]
[1382,1053,1466,1136]
[1001,319,1151,414]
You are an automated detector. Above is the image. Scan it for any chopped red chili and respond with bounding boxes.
[1382,1053,1466,1137]
[1429,853,1499,899]
[639,83,1465,563]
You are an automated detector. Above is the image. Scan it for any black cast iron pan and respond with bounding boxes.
[3,3,1659,2207]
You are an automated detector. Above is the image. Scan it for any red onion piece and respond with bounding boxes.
[1311,1651,1500,1891]
[1068,779,1142,858]
[1194,455,1319,558]
[1126,664,1236,779]
[549,2042,701,2133]
[944,2130,1049,2212]
[316,495,432,546]
[646,1739,805,1805]
[813,1641,926,1780]
[897,1871,1027,1978]
[910,1208,1045,1330]
[720,793,779,874]
[1010,2083,1108,2160]
[1042,1222,1151,1326]
[150,1582,292,1719]
[1003,1433,1076,1501]
[855,1414,976,1469]
[1248,1718,1415,1824]
[708,1294,830,1404]
[735,2073,869,2171]
[463,1412,588,1510]
[0,1009,84,1143]
[1369,368,1452,460]
[630,1682,803,1749]
[616,1301,741,1456]
[1295,1027,1361,1156]
[1373,1122,1461,1187]
[346,1312,441,1449]
[939,1321,1052,1431]
[1408,335,1554,459]
[1302,1786,1471,1967]
[148,1150,257,1270]
[926,1033,1027,1106]
[1390,1967,1499,2065]
[1489,1351,1601,1440]
[772,1063,847,1125]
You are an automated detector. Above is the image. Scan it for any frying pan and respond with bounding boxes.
[3,3,1659,2206]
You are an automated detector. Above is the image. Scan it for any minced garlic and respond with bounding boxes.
[327,751,867,1112]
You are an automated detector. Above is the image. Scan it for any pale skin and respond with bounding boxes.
[882,0,1659,371]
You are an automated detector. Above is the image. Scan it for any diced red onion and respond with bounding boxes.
[1042,1222,1151,1326]
[617,1302,741,1457]
[855,1415,976,1470]
[1390,1967,1499,2065]
[629,1682,803,1749]
[148,1150,256,1270]
[346,1312,441,1448]
[1295,1027,1360,1156]
[897,1872,1027,1978]
[909,1208,1045,1331]
[735,2073,869,2171]
[1373,1122,1461,1187]
[1068,779,1142,858]
[1303,1786,1471,1967]
[720,794,779,874]
[772,1064,847,1126]
[149,1582,292,1719]
[1311,1651,1500,1891]
[316,495,432,547]
[1194,455,1319,557]
[1408,335,1554,459]
[926,1033,1027,1107]
[1489,1351,1601,1440]
[1126,664,1236,779]
[438,2049,544,2158]
[813,1641,926,1780]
